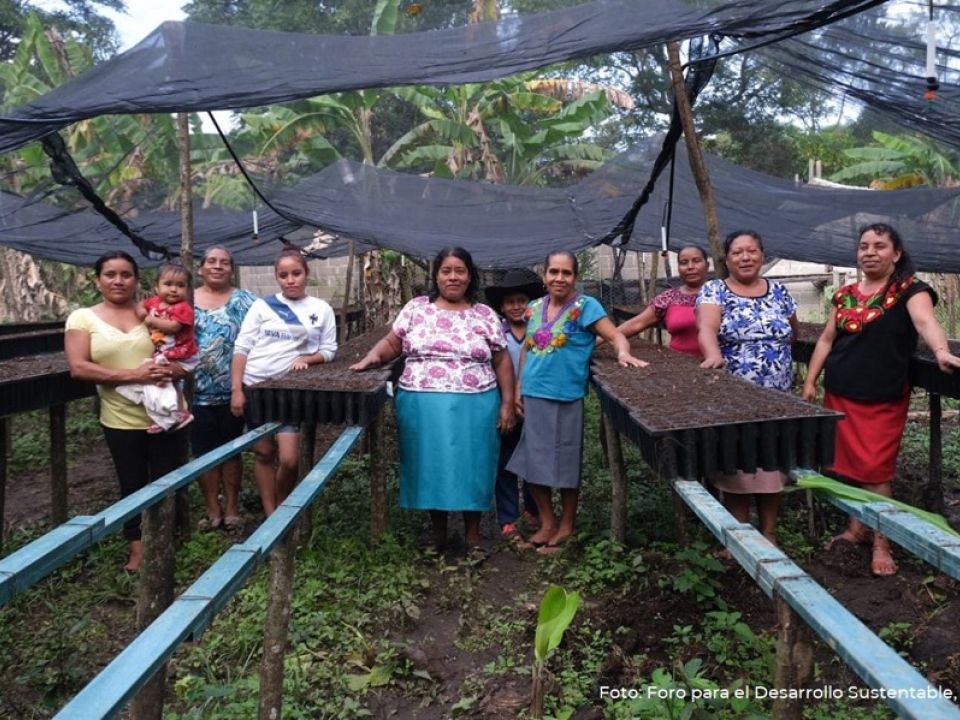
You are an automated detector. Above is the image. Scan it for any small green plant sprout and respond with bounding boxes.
[532,585,582,719]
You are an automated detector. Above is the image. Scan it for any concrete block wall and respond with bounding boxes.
[238,256,361,308]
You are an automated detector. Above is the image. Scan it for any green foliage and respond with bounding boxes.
[605,659,764,720]
[534,585,581,664]
[830,131,960,188]
[794,473,960,538]
[657,541,726,607]
[563,538,646,595]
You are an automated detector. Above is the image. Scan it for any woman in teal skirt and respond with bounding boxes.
[351,247,515,550]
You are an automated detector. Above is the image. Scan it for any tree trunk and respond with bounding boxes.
[0,248,69,322]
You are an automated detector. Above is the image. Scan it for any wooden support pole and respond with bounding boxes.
[603,414,628,543]
[772,594,815,720]
[666,42,725,276]
[258,531,297,720]
[177,112,195,540]
[369,408,387,537]
[298,422,318,544]
[926,392,944,514]
[49,404,68,526]
[340,239,356,344]
[0,417,7,554]
[177,112,195,273]
[131,494,177,720]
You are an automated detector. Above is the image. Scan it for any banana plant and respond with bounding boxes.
[830,130,960,188]
[532,584,582,718]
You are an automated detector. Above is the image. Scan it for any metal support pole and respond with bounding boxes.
[49,403,68,526]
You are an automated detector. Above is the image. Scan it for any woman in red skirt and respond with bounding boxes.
[802,223,960,576]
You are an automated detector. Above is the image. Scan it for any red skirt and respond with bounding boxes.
[823,389,910,485]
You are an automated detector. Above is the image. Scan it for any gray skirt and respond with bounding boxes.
[506,396,584,489]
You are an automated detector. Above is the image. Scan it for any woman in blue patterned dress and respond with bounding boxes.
[192,246,256,530]
[696,230,798,543]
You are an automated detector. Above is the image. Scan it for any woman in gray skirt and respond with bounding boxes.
[508,251,645,554]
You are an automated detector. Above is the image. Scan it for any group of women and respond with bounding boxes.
[65,247,336,570]
[618,225,960,576]
[66,223,956,575]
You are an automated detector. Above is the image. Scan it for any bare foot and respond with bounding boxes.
[521,526,556,549]
[825,527,873,550]
[124,540,143,573]
[871,538,898,577]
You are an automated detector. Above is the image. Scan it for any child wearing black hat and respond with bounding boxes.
[484,269,546,542]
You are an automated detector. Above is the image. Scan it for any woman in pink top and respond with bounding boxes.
[616,245,709,357]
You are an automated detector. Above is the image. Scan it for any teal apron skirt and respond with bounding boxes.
[395,388,500,511]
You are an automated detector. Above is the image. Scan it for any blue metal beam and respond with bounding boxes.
[0,423,280,607]
[52,425,364,720]
[674,480,960,720]
[789,469,960,582]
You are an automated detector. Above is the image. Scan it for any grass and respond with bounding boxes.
[0,392,913,719]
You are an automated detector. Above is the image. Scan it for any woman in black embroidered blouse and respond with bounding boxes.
[802,223,960,576]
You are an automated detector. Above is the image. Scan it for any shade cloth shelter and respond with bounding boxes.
[0,0,887,154]
[3,140,958,269]
[1,0,958,268]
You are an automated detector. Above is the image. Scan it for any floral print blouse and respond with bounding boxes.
[393,296,506,393]
[696,279,797,391]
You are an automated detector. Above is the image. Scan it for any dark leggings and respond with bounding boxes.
[102,425,187,541]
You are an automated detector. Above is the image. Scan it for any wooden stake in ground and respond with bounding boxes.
[176,111,194,537]
[49,404,67,525]
[369,407,387,537]
[298,422,318,543]
[0,417,7,554]
[131,495,177,720]
[773,594,815,720]
[603,413,627,543]
[666,41,725,276]
[258,531,297,720]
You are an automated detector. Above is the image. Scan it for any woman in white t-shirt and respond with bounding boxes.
[230,249,337,515]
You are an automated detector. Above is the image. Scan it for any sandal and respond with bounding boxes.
[198,515,223,531]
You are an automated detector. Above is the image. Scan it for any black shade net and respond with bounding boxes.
[4,138,958,270]
[0,0,887,153]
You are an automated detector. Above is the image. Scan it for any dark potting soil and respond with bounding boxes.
[592,340,837,433]
[0,352,70,384]
[252,326,396,392]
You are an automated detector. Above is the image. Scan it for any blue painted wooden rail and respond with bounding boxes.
[789,469,960,582]
[0,422,281,607]
[52,425,364,720]
[674,480,960,720]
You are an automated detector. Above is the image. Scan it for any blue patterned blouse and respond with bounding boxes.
[696,279,797,391]
[193,289,257,405]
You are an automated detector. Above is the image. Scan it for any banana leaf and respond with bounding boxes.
[792,474,960,539]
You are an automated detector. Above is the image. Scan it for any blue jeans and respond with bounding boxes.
[495,422,537,526]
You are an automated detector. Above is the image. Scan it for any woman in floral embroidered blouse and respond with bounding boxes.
[350,247,515,553]
[508,251,645,554]
[616,245,709,357]
[697,230,798,546]
[802,223,960,576]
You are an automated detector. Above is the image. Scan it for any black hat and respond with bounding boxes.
[484,268,546,310]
